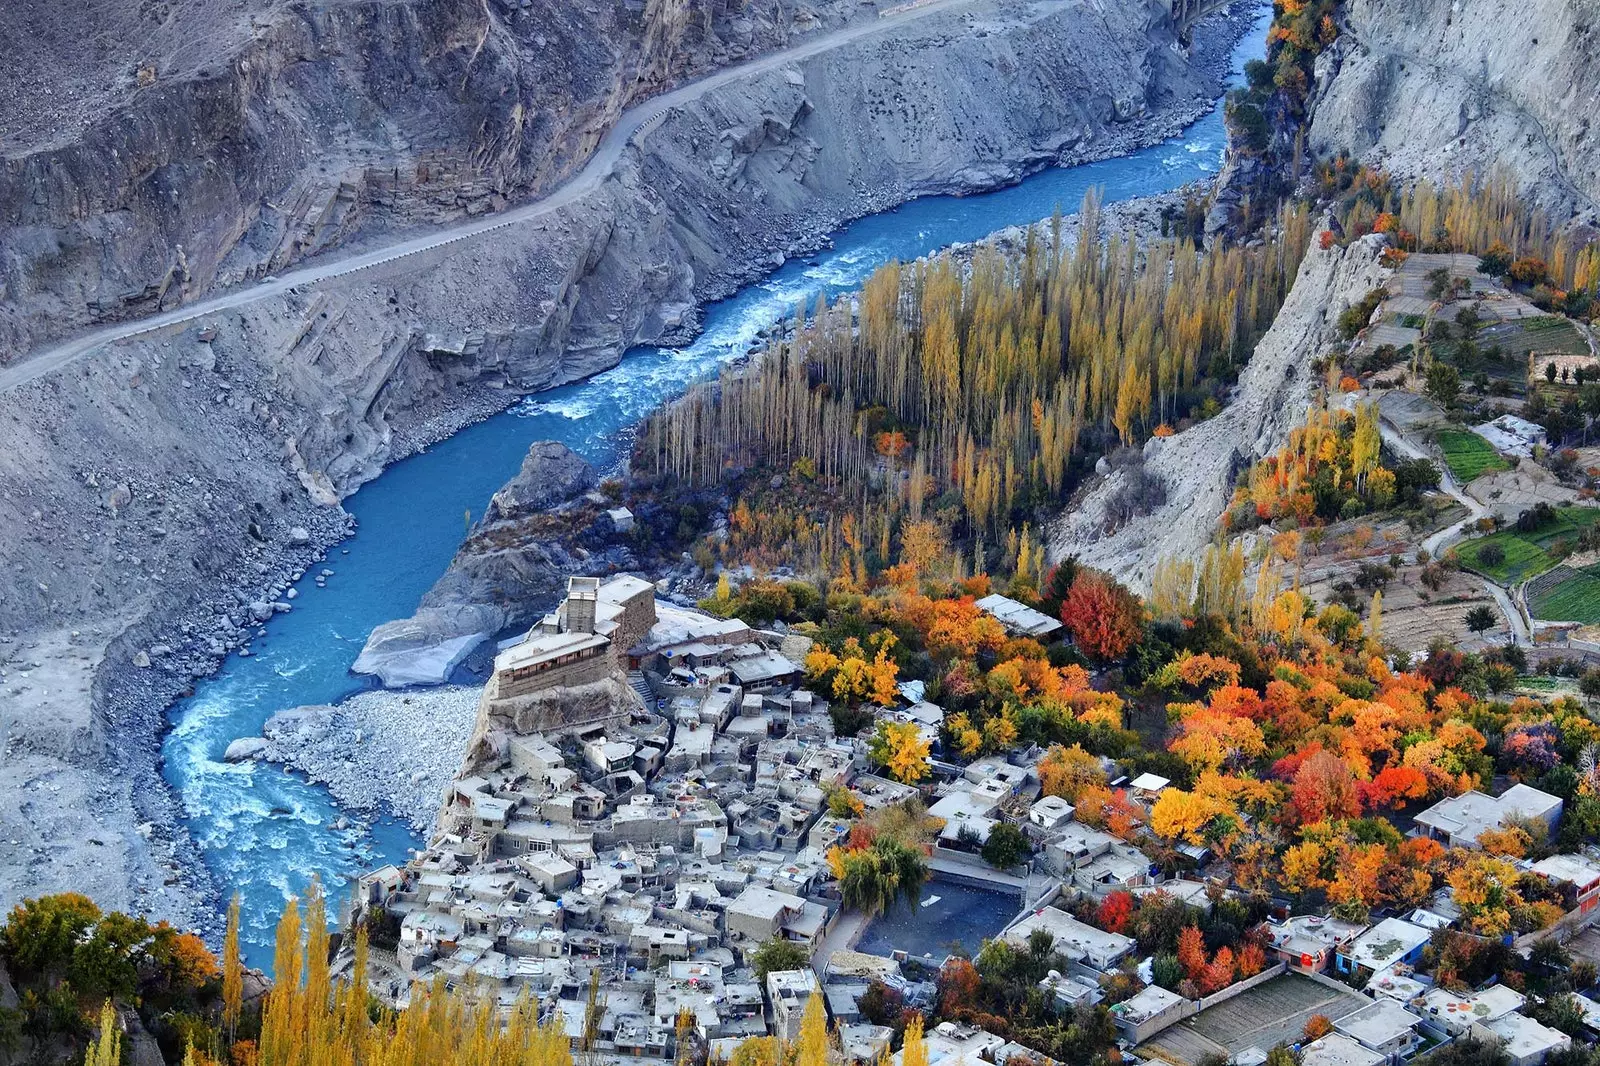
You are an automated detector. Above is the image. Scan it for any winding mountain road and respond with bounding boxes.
[0,0,998,397]
[1378,412,1531,644]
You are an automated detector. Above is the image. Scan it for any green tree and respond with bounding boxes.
[981,822,1032,870]
[750,936,810,981]
[837,837,929,915]
[0,893,101,979]
[1465,605,1497,635]
[68,911,151,1002]
[1427,361,1462,406]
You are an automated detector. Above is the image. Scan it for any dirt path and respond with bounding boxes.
[1377,410,1531,644]
[0,0,1015,396]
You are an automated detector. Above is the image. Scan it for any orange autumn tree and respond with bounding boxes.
[1037,744,1108,802]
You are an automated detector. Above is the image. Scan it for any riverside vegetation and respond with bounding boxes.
[643,191,1312,581]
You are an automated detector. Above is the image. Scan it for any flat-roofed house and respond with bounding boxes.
[975,594,1063,638]
[1333,999,1422,1062]
[1267,915,1369,973]
[1303,1034,1386,1066]
[1530,853,1600,913]
[1412,784,1562,849]
[1471,1013,1571,1066]
[1001,907,1133,971]
[1335,917,1432,981]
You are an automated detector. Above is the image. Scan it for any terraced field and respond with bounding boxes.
[1530,565,1600,623]
[1436,429,1510,482]
[1456,531,1555,582]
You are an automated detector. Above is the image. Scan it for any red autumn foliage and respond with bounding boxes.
[1096,891,1134,935]
[937,957,982,1018]
[1360,765,1430,810]
[1177,926,1208,981]
[1059,571,1143,662]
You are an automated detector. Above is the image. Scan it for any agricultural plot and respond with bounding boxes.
[1458,508,1600,586]
[1455,531,1554,583]
[1529,565,1600,624]
[1521,505,1600,549]
[1481,313,1592,363]
[1435,429,1510,482]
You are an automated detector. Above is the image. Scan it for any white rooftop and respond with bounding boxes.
[1302,1033,1385,1066]
[1002,907,1134,966]
[1334,999,1421,1049]
[1342,917,1431,974]
[1530,853,1600,891]
[1418,984,1526,1031]
[1480,1012,1571,1060]
[1413,784,1561,845]
[1110,982,1184,1024]
[974,594,1063,637]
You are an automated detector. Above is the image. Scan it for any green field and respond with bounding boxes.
[1532,570,1600,623]
[1455,531,1555,583]
[1526,506,1600,548]
[1435,430,1511,482]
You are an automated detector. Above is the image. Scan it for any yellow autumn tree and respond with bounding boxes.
[85,1001,121,1066]
[1149,789,1234,846]
[903,1013,928,1066]
[795,992,828,1066]
[222,893,243,1040]
[872,721,932,784]
[1037,744,1107,802]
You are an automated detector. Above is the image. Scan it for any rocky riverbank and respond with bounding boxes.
[233,686,484,835]
[0,1,1260,934]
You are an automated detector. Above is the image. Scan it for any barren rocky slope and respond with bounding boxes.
[1049,231,1390,590]
[1308,0,1600,220]
[0,0,1229,925]
[0,0,884,360]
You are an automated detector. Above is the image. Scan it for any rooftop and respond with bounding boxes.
[1002,907,1134,966]
[1530,853,1600,890]
[1333,999,1421,1049]
[1413,784,1561,845]
[495,630,610,673]
[1342,917,1431,973]
[974,594,1063,637]
[1110,982,1184,1024]
[1480,1013,1571,1059]
[1301,1033,1385,1066]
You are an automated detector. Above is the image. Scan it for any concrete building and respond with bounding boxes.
[1109,983,1190,1044]
[1411,784,1562,848]
[1333,999,1422,1062]
[1471,1013,1571,1066]
[1414,985,1525,1035]
[767,968,821,1041]
[1268,915,1369,973]
[1529,853,1600,914]
[1001,907,1134,971]
[1302,1033,1387,1066]
[1336,917,1432,980]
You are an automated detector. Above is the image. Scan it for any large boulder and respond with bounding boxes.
[484,441,595,524]
[352,604,505,688]
[223,737,270,762]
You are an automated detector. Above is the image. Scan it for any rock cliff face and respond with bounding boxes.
[353,440,600,686]
[1049,232,1390,590]
[0,0,880,361]
[1308,0,1600,220]
[0,0,1226,924]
